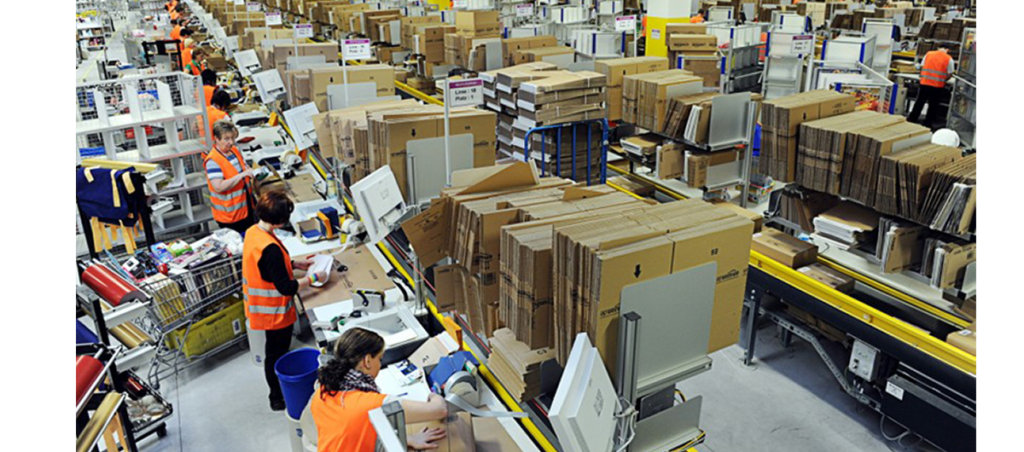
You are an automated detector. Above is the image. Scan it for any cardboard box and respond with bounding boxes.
[308,64,395,111]
[594,56,670,88]
[656,144,684,179]
[946,329,976,356]
[797,263,855,292]
[665,23,708,36]
[503,35,558,66]
[668,34,719,52]
[712,201,764,232]
[752,229,818,268]
[406,412,475,452]
[456,10,500,35]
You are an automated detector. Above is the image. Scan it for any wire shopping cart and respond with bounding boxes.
[133,254,245,387]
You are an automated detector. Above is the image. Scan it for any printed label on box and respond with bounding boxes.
[265,12,282,26]
[247,2,260,12]
[343,38,373,60]
[447,78,484,107]
[652,28,662,40]
[616,15,636,32]
[517,4,534,17]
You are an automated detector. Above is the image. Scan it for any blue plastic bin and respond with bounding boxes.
[274,348,321,419]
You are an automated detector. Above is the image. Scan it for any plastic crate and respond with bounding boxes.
[165,297,247,358]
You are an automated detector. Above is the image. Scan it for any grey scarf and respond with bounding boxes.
[340,368,380,393]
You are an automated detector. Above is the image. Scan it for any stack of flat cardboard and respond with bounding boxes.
[306,64,395,111]
[812,201,880,249]
[480,64,607,181]
[594,56,669,122]
[662,92,763,144]
[622,70,703,132]
[874,143,962,218]
[327,3,373,33]
[759,90,856,182]
[841,121,931,206]
[406,23,455,63]
[310,99,421,179]
[500,191,646,348]
[502,36,559,67]
[445,11,502,70]
[666,33,720,87]
[550,199,755,375]
[796,111,905,194]
[487,329,555,402]
[366,106,497,198]
[917,154,976,235]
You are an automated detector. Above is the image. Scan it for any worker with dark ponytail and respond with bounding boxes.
[310,328,449,451]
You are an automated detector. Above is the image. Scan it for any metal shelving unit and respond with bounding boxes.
[947,27,975,150]
[76,72,214,238]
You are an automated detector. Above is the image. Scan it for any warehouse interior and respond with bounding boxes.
[50,0,1012,451]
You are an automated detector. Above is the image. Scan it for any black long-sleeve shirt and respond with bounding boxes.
[257,244,298,296]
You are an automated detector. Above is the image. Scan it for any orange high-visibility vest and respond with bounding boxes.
[204,146,250,223]
[207,105,227,137]
[170,11,181,21]
[310,387,387,452]
[181,46,193,71]
[242,225,297,330]
[920,50,952,88]
[170,25,181,41]
[690,15,705,24]
[203,85,216,107]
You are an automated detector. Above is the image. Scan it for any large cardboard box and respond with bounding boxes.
[668,34,719,52]
[752,228,818,268]
[406,412,475,452]
[503,36,558,66]
[308,64,395,111]
[456,10,500,36]
[594,56,670,88]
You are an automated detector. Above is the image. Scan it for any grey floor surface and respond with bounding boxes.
[135,325,934,452]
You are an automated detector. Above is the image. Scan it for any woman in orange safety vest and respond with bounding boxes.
[310,328,449,451]
[691,9,706,23]
[242,190,328,411]
[204,121,254,235]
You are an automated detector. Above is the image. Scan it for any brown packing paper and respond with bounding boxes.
[296,245,395,310]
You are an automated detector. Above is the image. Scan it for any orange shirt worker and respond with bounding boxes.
[311,328,449,451]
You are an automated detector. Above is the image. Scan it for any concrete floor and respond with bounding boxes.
[135,324,936,452]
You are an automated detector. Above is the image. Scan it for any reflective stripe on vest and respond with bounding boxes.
[204,146,249,223]
[241,225,296,331]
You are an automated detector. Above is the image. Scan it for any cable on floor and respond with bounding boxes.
[879,414,911,442]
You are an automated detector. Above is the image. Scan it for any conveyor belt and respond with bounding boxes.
[605,146,974,374]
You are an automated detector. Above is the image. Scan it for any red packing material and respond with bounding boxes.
[76,355,104,405]
[81,263,146,307]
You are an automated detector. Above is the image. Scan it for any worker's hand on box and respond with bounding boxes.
[407,427,446,450]
[293,259,313,271]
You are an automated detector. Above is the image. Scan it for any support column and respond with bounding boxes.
[644,0,692,57]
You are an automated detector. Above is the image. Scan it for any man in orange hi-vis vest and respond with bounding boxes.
[908,47,955,127]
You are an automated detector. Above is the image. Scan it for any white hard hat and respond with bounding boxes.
[931,129,960,147]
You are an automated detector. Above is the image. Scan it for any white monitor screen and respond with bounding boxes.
[549,333,617,452]
[350,166,406,245]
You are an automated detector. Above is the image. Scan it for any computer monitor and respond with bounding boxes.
[281,102,320,151]
[549,333,618,452]
[350,166,406,245]
[233,49,261,77]
[252,69,286,103]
